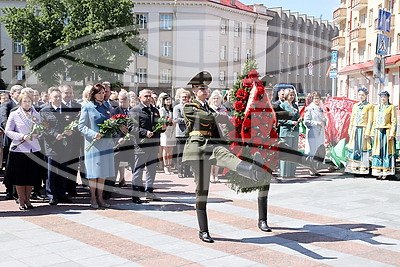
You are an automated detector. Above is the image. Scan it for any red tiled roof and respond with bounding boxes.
[184,0,255,13]
[338,60,373,75]
[338,54,400,75]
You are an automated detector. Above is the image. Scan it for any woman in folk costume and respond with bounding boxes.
[345,87,373,175]
[371,91,397,179]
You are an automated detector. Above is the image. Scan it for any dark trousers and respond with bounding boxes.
[176,137,190,176]
[131,147,158,193]
[46,156,67,200]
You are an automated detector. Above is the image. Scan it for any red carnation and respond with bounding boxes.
[258,125,270,137]
[251,136,263,147]
[242,78,253,88]
[230,142,242,154]
[235,89,249,100]
[251,117,261,126]
[233,101,246,111]
[243,118,252,128]
[227,130,239,140]
[254,79,263,86]
[242,130,251,139]
[230,116,242,127]
[248,69,259,79]
[256,86,265,96]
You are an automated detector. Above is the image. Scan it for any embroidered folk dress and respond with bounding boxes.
[371,104,397,176]
[345,101,373,174]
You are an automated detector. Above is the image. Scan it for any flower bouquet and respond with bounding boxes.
[111,114,139,150]
[55,112,81,146]
[11,118,50,150]
[85,114,135,151]
[140,116,173,143]
[225,66,280,193]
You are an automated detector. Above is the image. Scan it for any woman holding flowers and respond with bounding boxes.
[371,91,397,180]
[5,92,42,210]
[279,88,301,177]
[345,87,373,175]
[159,95,176,174]
[78,84,114,209]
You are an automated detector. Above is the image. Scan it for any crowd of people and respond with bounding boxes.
[0,82,397,215]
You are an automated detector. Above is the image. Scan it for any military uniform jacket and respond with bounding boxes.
[182,100,228,161]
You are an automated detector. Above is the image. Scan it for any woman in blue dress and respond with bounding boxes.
[78,84,115,208]
[279,88,301,177]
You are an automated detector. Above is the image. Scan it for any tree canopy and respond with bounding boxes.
[1,0,142,86]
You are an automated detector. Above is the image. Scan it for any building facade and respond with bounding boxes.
[127,0,273,94]
[266,8,337,96]
[0,0,273,94]
[334,0,400,107]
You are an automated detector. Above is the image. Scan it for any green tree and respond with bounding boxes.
[0,49,7,90]
[1,0,142,87]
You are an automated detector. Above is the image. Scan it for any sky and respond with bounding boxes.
[241,0,341,21]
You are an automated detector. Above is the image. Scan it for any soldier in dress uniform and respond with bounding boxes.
[183,84,332,243]
[183,84,266,243]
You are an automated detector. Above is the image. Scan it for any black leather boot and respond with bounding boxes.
[236,152,264,182]
[257,196,272,232]
[197,209,214,243]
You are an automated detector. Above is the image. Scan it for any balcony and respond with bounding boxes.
[333,8,347,23]
[350,27,366,42]
[351,0,368,11]
[332,36,346,50]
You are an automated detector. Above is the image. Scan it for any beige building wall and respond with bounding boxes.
[334,0,400,107]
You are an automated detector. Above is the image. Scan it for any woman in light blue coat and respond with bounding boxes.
[304,91,326,156]
[279,89,301,177]
[78,84,114,209]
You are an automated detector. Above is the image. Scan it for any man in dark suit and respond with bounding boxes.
[102,81,118,109]
[129,89,165,204]
[0,84,22,199]
[40,88,73,205]
[60,84,84,197]
[33,90,45,111]
[103,91,132,199]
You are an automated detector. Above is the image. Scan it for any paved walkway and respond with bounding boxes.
[1,167,400,266]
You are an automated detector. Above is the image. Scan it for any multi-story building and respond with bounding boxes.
[334,0,400,106]
[126,0,273,94]
[266,8,337,96]
[1,0,273,93]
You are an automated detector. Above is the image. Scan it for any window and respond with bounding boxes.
[368,43,372,60]
[388,37,393,55]
[64,69,71,82]
[139,46,147,56]
[233,47,239,62]
[220,45,226,60]
[15,65,25,81]
[397,34,400,53]
[220,19,228,34]
[13,39,25,54]
[360,13,366,27]
[160,69,171,83]
[136,14,148,29]
[369,9,373,27]
[234,22,240,37]
[359,46,365,62]
[219,71,225,86]
[233,71,238,82]
[160,14,173,30]
[160,42,172,57]
[230,0,236,5]
[137,68,147,83]
[297,38,301,56]
[352,48,357,63]
[246,25,253,39]
[246,49,252,60]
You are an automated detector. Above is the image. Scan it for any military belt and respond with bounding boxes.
[189,131,212,137]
